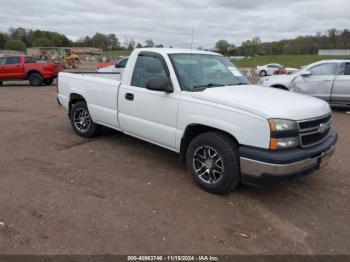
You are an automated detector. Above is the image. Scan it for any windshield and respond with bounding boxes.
[169,54,250,91]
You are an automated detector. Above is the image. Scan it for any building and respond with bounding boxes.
[318,49,350,56]
[26,47,103,60]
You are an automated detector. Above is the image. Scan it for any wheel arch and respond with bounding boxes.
[26,70,42,79]
[69,93,86,116]
[179,124,239,162]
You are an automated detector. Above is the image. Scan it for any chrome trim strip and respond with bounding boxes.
[299,119,332,133]
[240,146,334,177]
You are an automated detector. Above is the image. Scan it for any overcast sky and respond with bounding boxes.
[0,0,349,48]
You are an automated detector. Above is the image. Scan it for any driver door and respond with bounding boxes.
[118,52,180,150]
[293,63,337,102]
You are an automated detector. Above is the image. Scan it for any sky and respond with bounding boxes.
[0,0,349,48]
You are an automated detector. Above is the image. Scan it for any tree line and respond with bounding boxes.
[0,27,163,52]
[215,28,350,57]
[1,27,350,56]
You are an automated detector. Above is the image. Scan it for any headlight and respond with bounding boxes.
[268,119,299,150]
[268,119,298,132]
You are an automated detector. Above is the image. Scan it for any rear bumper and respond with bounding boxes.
[239,129,337,186]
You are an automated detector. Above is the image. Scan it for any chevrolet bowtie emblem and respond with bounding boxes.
[319,123,327,134]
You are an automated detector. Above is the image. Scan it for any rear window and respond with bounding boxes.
[344,63,350,75]
[25,56,36,63]
[5,57,20,64]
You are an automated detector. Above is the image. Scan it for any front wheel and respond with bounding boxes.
[70,101,101,137]
[43,78,54,85]
[186,132,241,194]
[0,81,2,86]
[73,59,80,69]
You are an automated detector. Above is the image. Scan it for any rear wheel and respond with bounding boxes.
[43,78,54,85]
[28,72,43,86]
[70,101,101,138]
[260,70,267,77]
[73,59,80,69]
[186,132,241,194]
[0,81,2,86]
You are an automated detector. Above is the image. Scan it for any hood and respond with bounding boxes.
[191,85,330,120]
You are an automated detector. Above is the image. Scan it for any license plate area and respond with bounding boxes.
[319,154,331,169]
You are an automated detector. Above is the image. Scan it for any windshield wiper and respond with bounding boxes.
[193,83,225,89]
[226,82,249,86]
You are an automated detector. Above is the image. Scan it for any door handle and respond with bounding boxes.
[125,93,134,101]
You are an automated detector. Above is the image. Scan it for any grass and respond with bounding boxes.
[234,55,348,68]
[104,50,132,57]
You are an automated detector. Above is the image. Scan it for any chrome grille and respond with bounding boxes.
[297,114,332,148]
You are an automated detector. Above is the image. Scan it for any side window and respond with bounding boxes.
[131,55,168,88]
[344,63,350,75]
[0,58,5,65]
[5,57,20,65]
[310,63,337,76]
[116,58,128,68]
[25,56,35,63]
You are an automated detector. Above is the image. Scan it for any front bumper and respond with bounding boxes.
[240,128,337,186]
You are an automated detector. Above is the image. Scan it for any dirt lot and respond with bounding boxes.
[0,80,349,255]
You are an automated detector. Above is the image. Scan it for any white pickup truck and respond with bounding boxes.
[57,48,337,194]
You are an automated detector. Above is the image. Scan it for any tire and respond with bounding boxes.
[43,78,54,85]
[69,101,101,138]
[260,70,267,77]
[28,72,43,86]
[0,81,2,86]
[73,59,80,69]
[186,132,241,194]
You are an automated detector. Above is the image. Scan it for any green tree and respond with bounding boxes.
[92,33,109,50]
[136,43,142,48]
[215,40,230,56]
[145,39,155,47]
[107,34,121,50]
[4,39,26,51]
[0,33,8,49]
[32,37,54,47]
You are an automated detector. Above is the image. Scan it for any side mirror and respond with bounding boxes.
[146,76,173,93]
[301,70,311,77]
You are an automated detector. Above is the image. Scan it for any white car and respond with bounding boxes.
[57,48,337,194]
[97,57,129,73]
[258,60,350,107]
[255,63,283,76]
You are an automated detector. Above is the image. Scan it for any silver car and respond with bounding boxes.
[258,60,350,107]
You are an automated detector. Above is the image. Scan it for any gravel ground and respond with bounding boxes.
[0,79,349,255]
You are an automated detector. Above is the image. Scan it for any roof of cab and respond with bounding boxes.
[0,54,26,57]
[135,48,221,56]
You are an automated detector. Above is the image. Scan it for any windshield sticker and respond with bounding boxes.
[228,67,242,77]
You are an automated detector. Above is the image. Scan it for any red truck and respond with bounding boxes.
[0,54,63,86]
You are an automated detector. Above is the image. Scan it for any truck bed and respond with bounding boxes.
[57,72,122,129]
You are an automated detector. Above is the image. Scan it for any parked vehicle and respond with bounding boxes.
[255,63,283,76]
[57,48,337,194]
[0,55,63,86]
[258,60,350,107]
[96,56,114,69]
[97,57,128,73]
